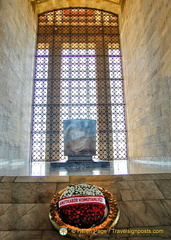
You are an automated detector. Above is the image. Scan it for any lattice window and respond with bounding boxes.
[31,8,127,161]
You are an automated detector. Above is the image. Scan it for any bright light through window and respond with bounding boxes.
[109,49,127,159]
[32,49,49,161]
[31,9,127,162]
[60,48,97,160]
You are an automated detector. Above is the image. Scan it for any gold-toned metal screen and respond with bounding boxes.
[31,8,127,161]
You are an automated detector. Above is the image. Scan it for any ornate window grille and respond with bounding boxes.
[31,8,127,161]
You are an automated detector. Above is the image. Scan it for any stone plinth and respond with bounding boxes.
[50,158,110,169]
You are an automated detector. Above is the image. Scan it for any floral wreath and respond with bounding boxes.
[49,184,120,239]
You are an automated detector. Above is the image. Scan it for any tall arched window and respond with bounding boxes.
[31,8,127,161]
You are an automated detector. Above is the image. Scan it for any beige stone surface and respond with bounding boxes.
[12,182,57,203]
[1,177,16,183]
[120,0,171,160]
[0,0,37,161]
[155,179,171,199]
[15,176,69,182]
[0,183,12,203]
[0,174,170,239]
[117,180,165,201]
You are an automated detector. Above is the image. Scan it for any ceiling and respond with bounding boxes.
[33,0,121,3]
[30,0,124,15]
[106,0,120,3]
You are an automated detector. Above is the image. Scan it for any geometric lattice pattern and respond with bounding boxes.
[31,8,127,161]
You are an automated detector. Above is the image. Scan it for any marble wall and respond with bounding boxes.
[0,0,37,162]
[0,174,171,239]
[120,0,171,161]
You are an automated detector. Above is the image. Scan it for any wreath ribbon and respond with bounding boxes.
[59,195,106,208]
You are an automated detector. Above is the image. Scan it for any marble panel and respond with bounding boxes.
[0,215,12,231]
[69,176,86,184]
[157,199,171,217]
[94,233,110,239]
[1,231,43,240]
[150,173,171,179]
[0,205,13,231]
[127,238,162,240]
[15,204,41,223]
[87,175,123,181]
[0,204,12,215]
[1,177,16,182]
[15,204,53,230]
[0,231,11,240]
[11,182,59,204]
[0,204,35,230]
[160,225,171,238]
[12,183,37,203]
[42,230,70,240]
[117,200,171,228]
[36,183,57,203]
[155,179,171,199]
[15,176,69,182]
[122,173,171,181]
[0,183,12,203]
[117,180,165,201]
[69,175,122,183]
[109,238,128,240]
[94,238,110,240]
[110,239,128,240]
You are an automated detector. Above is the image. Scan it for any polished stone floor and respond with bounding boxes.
[0,159,171,176]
